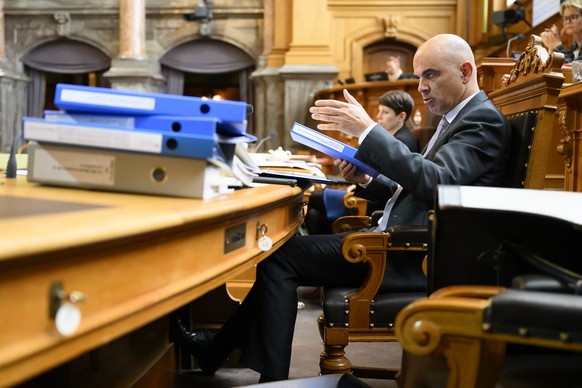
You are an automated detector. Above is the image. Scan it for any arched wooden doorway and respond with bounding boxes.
[363,40,418,75]
[22,38,111,117]
[160,39,256,131]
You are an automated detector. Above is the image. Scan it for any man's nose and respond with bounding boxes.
[418,79,428,93]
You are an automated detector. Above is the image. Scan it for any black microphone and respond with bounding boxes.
[246,104,254,116]
[254,131,278,152]
[5,134,20,179]
[506,33,525,58]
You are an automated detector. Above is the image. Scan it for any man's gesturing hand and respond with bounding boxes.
[309,89,376,137]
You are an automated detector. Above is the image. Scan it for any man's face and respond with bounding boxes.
[376,105,401,132]
[413,50,465,116]
[386,58,398,75]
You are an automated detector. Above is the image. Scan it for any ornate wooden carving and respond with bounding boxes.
[557,108,573,169]
[503,35,565,87]
[381,15,400,38]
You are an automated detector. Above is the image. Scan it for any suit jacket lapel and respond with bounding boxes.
[425,91,489,160]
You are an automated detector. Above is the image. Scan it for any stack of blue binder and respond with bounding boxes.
[23,83,254,198]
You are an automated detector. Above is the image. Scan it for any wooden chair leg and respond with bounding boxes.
[320,328,352,375]
[317,313,325,340]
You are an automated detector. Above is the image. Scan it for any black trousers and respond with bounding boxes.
[220,231,369,379]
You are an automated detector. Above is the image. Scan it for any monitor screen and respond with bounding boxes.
[532,0,560,27]
[364,72,388,82]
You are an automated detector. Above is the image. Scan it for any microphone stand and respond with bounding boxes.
[254,131,278,153]
[506,34,525,59]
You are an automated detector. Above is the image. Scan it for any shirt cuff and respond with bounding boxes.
[358,123,377,145]
[358,175,374,188]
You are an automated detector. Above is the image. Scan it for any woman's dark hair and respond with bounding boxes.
[378,90,414,121]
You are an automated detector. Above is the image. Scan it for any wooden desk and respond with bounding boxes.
[0,177,304,386]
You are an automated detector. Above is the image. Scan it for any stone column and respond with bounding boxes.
[251,65,285,151]
[104,0,164,92]
[0,0,24,152]
[279,64,338,151]
[251,0,293,150]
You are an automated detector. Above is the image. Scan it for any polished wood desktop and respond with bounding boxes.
[0,176,305,386]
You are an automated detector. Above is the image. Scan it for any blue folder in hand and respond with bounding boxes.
[290,122,378,177]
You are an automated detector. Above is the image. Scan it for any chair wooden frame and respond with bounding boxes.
[319,225,427,379]
[395,285,582,388]
[342,191,368,217]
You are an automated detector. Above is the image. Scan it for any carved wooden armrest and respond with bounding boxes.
[430,285,505,300]
[395,285,582,388]
[332,215,371,234]
[340,231,389,327]
[343,191,368,216]
[339,226,428,329]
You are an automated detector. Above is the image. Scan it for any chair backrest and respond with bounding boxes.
[502,111,537,188]
[488,35,565,190]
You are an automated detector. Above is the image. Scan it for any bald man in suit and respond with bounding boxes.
[174,34,512,383]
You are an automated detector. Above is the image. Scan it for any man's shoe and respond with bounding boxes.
[172,317,227,375]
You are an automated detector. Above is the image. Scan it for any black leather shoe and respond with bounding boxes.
[172,316,227,375]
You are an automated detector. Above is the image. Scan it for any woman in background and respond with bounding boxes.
[541,0,582,63]
[304,89,418,236]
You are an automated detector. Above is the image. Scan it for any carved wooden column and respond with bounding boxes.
[278,0,338,150]
[104,0,163,92]
[558,82,582,192]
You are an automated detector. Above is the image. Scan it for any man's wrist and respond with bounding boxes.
[358,123,377,144]
[358,175,373,188]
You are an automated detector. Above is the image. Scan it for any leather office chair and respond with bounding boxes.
[317,35,566,381]
[395,186,582,388]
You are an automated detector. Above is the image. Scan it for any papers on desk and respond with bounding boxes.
[257,169,349,187]
[229,143,332,188]
[438,185,582,226]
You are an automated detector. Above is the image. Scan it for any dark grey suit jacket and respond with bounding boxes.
[354,91,512,229]
[393,125,418,153]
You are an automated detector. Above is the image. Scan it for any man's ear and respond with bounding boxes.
[460,61,473,83]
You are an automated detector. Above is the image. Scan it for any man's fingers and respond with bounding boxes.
[316,123,339,131]
[343,89,359,105]
[313,99,346,108]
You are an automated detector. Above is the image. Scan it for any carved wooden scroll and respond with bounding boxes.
[502,34,565,87]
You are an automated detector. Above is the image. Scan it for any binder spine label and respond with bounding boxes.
[291,123,346,153]
[32,147,116,186]
[60,89,156,111]
[23,119,163,153]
